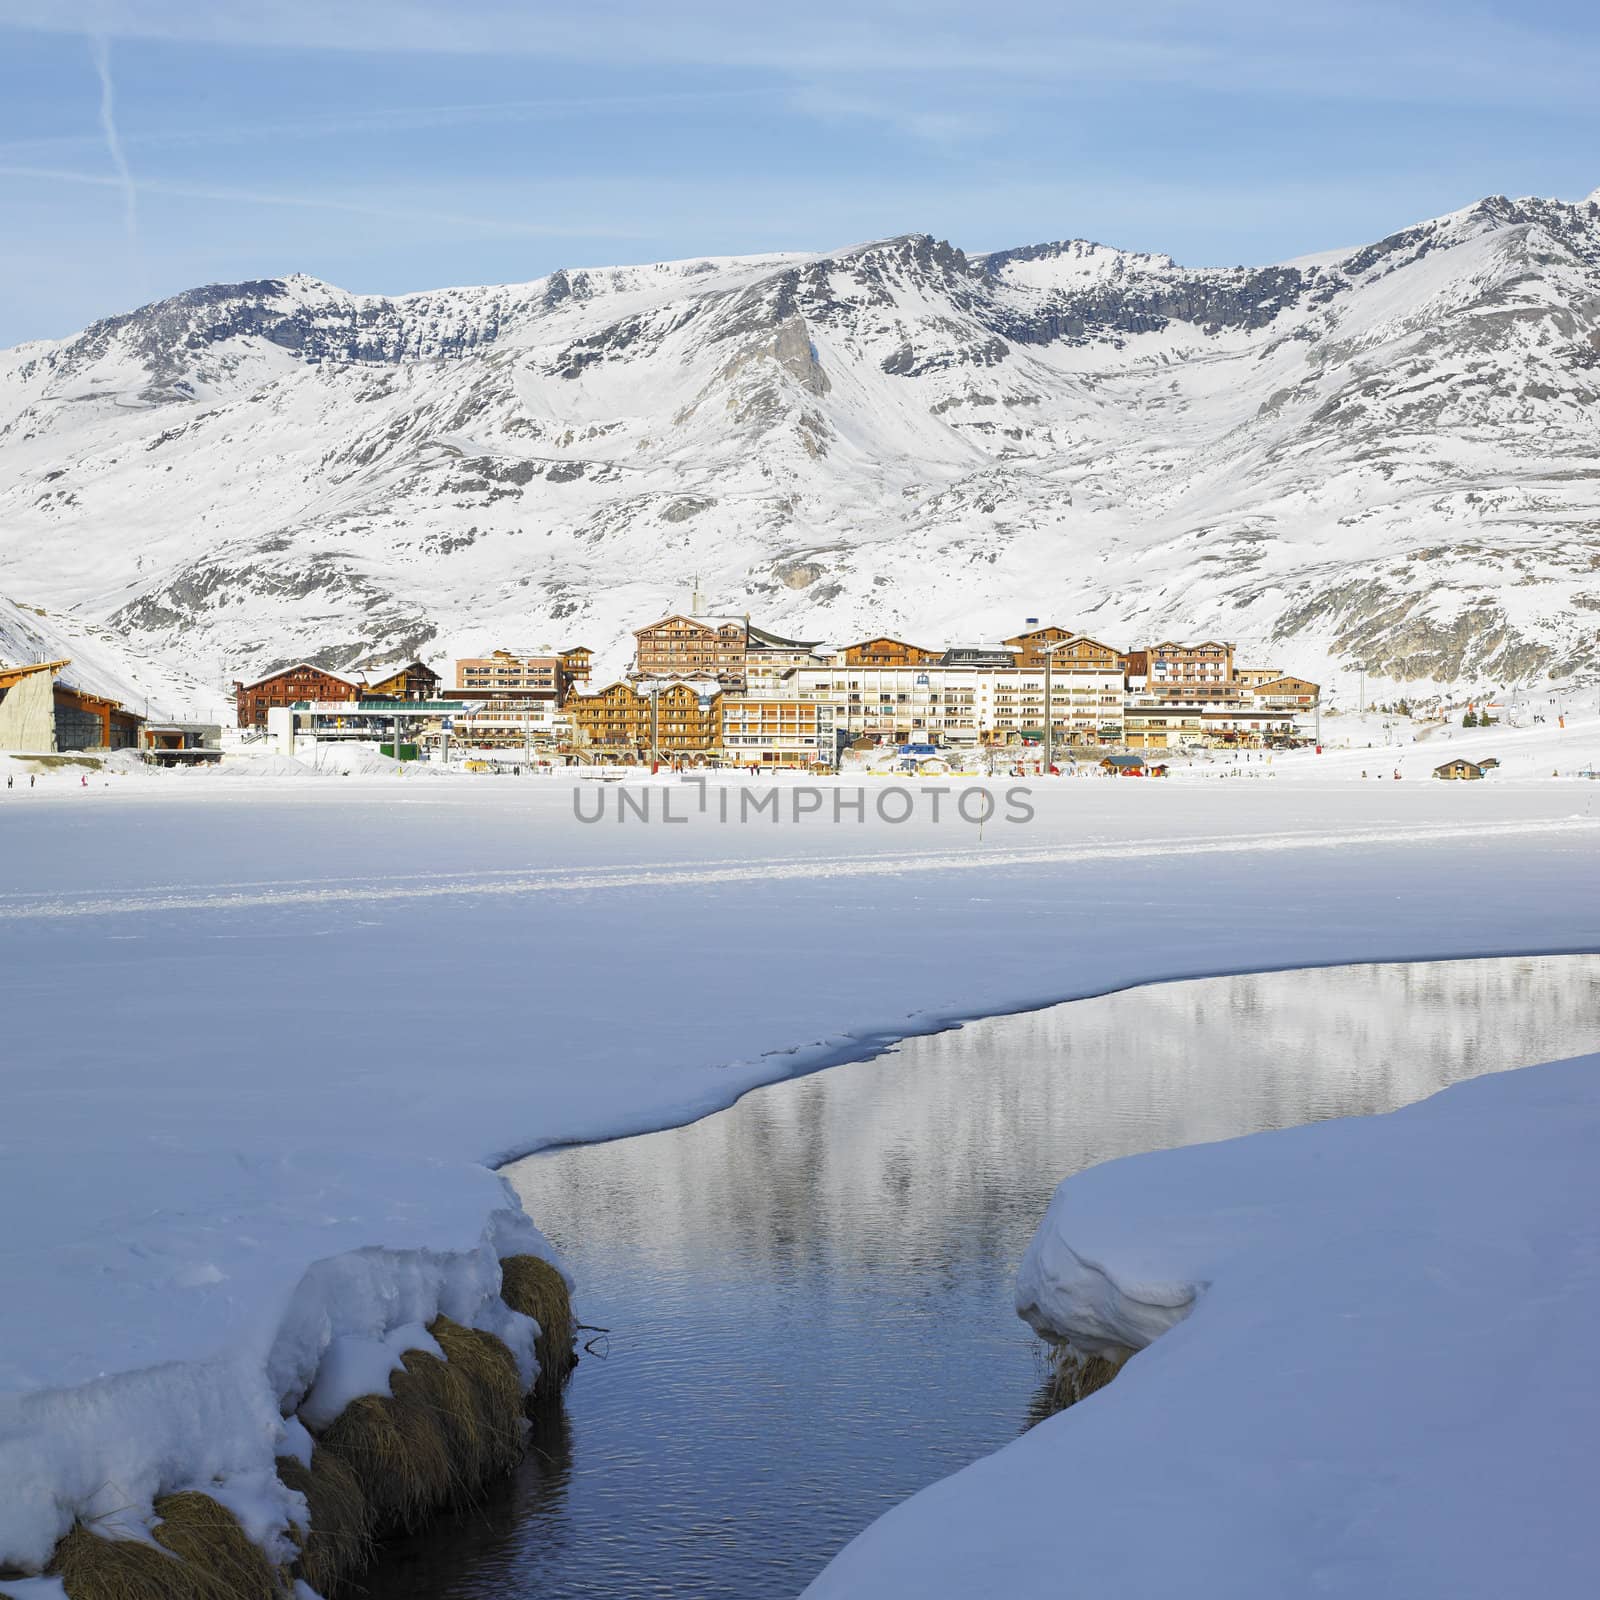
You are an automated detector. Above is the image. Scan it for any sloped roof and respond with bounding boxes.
[633,613,747,636]
[0,657,70,690]
[358,659,439,680]
[1247,674,1319,693]
[1046,634,1123,656]
[838,635,938,653]
[235,662,361,693]
[1003,625,1074,645]
[747,623,822,650]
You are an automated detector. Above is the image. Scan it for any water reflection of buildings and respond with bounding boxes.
[507,957,1600,1284]
[474,958,1600,1600]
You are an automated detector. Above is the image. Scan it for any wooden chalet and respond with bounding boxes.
[233,663,360,729]
[358,660,441,701]
[1246,674,1320,710]
[1433,759,1487,781]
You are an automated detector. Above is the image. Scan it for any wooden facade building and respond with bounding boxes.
[1002,625,1078,671]
[558,647,593,690]
[1245,674,1320,711]
[360,660,441,701]
[633,616,750,680]
[234,664,360,729]
[1129,640,1236,695]
[567,680,722,761]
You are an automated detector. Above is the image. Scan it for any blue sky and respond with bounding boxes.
[1,0,1597,345]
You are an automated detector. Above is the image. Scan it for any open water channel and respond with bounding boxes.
[368,955,1600,1598]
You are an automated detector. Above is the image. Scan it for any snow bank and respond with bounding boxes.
[0,1163,557,1572]
[807,1053,1600,1599]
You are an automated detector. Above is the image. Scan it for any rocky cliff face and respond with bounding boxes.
[2,193,1598,703]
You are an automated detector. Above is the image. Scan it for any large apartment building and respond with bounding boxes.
[448,648,593,747]
[454,650,563,697]
[721,697,837,768]
[980,667,1126,746]
[632,614,822,687]
[785,663,984,746]
[1126,640,1236,700]
[567,679,723,761]
[633,615,748,680]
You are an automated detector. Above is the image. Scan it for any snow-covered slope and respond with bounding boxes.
[0,592,211,718]
[3,193,1598,707]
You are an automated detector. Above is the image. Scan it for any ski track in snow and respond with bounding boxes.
[2,816,1591,921]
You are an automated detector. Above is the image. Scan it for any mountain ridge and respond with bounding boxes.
[3,189,1598,711]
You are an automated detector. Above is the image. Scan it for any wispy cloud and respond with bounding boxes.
[0,163,646,239]
[784,84,991,148]
[0,86,773,161]
[87,30,137,242]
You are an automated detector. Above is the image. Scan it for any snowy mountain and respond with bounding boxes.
[3,190,1599,709]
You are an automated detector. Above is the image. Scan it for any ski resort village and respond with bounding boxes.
[2,608,1332,772]
[3,14,1600,1592]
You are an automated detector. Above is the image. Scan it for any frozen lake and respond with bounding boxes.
[363,955,1600,1599]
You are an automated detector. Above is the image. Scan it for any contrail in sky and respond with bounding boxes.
[88,32,137,242]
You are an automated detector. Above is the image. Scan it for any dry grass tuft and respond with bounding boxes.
[32,1315,544,1600]
[47,1523,189,1600]
[497,1254,577,1403]
[275,1449,373,1596]
[313,1379,454,1536]
[148,1494,285,1600]
[427,1315,525,1478]
[46,1493,288,1600]
[310,1318,532,1538]
[1043,1343,1131,1414]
